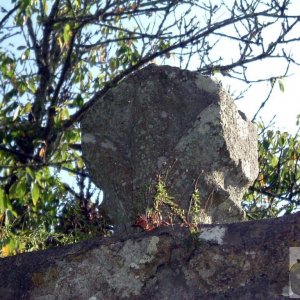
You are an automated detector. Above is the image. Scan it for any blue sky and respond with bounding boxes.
[2,0,299,134]
[219,61,300,134]
[191,1,300,134]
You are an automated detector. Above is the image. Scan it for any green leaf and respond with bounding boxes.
[279,134,287,147]
[267,130,273,139]
[43,0,48,13]
[271,155,278,167]
[0,188,7,212]
[31,183,40,206]
[278,79,285,92]
[75,95,83,107]
[9,182,18,199]
[16,180,26,199]
[20,0,31,10]
[22,103,32,114]
[63,24,72,45]
[77,157,84,168]
[26,167,35,180]
[262,139,270,151]
[5,209,14,226]
[27,80,36,93]
[109,59,118,71]
[60,107,69,120]
[212,68,220,75]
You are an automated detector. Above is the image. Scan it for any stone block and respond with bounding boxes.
[81,64,259,227]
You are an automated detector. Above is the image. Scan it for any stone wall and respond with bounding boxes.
[0,212,299,299]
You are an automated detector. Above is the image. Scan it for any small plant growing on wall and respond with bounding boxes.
[134,175,203,233]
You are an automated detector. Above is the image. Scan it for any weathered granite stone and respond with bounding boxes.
[81,64,258,227]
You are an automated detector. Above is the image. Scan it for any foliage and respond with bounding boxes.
[0,0,299,256]
[134,176,200,233]
[243,118,300,219]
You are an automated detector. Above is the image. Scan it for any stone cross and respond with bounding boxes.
[81,65,258,228]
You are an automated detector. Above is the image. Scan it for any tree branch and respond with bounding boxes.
[0,4,20,29]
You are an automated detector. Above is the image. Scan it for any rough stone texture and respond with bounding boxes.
[81,64,258,227]
[1,212,300,299]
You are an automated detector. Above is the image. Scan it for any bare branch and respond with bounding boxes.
[0,4,20,28]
